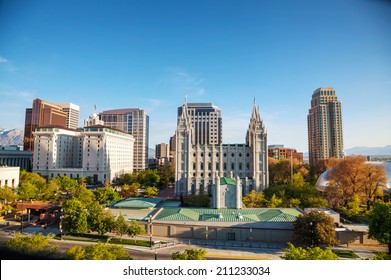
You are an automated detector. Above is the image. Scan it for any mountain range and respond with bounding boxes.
[1,128,390,156]
[0,128,24,146]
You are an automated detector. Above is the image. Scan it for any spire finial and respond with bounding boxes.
[185,94,188,104]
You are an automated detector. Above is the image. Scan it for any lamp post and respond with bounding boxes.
[20,200,24,234]
[205,226,208,240]
[310,221,314,247]
[59,209,63,240]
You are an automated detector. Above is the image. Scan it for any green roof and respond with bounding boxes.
[155,208,302,222]
[113,197,162,209]
[220,177,237,186]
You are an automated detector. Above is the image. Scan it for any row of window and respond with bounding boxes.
[193,152,250,158]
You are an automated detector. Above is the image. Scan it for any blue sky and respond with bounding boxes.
[0,0,390,152]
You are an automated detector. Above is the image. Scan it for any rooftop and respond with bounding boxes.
[155,208,302,223]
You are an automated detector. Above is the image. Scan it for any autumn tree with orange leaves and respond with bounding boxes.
[325,156,387,211]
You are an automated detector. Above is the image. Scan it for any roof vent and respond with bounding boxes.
[218,213,223,219]
[238,213,243,219]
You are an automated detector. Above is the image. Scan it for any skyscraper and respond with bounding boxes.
[307,87,344,166]
[24,99,68,151]
[177,103,222,145]
[59,103,80,129]
[99,108,149,171]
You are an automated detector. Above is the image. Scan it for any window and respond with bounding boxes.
[227,232,235,241]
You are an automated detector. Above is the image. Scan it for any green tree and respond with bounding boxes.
[114,214,129,242]
[242,190,265,208]
[94,210,116,236]
[65,243,132,260]
[182,194,209,207]
[64,245,85,260]
[368,202,391,253]
[292,210,337,248]
[144,186,159,197]
[266,194,283,208]
[172,249,207,260]
[17,181,39,201]
[6,233,57,258]
[281,243,338,260]
[341,194,363,219]
[63,210,89,234]
[157,165,175,188]
[127,220,146,243]
[0,185,18,203]
[94,186,121,205]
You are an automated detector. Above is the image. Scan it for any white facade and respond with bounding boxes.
[59,103,80,130]
[32,126,134,182]
[99,108,149,171]
[84,113,105,127]
[175,100,268,197]
[0,166,20,189]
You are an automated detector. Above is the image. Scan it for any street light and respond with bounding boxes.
[59,209,64,240]
[205,226,208,240]
[20,200,24,234]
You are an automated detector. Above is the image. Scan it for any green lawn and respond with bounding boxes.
[332,249,360,259]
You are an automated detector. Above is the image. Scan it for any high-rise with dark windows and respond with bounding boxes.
[307,87,344,166]
[99,108,149,171]
[177,103,222,145]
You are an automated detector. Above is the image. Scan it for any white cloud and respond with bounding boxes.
[0,56,8,63]
[0,55,18,72]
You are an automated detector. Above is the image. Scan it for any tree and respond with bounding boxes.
[362,164,386,210]
[242,190,265,208]
[266,194,283,208]
[6,233,57,258]
[144,186,159,197]
[65,243,132,260]
[114,214,129,242]
[157,165,175,188]
[63,210,89,234]
[281,243,338,260]
[17,181,39,201]
[0,185,18,203]
[64,245,85,260]
[94,210,116,236]
[127,220,146,243]
[120,183,140,198]
[182,194,209,207]
[326,156,387,211]
[292,210,337,248]
[172,249,207,260]
[94,186,121,205]
[368,202,391,253]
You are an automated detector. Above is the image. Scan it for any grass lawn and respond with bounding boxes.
[332,249,360,259]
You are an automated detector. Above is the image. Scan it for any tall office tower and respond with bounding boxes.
[59,103,80,129]
[155,143,169,159]
[175,100,268,197]
[99,108,149,171]
[23,99,68,151]
[177,103,222,145]
[307,87,344,166]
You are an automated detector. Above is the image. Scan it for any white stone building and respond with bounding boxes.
[32,125,134,183]
[0,166,20,189]
[175,100,268,197]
